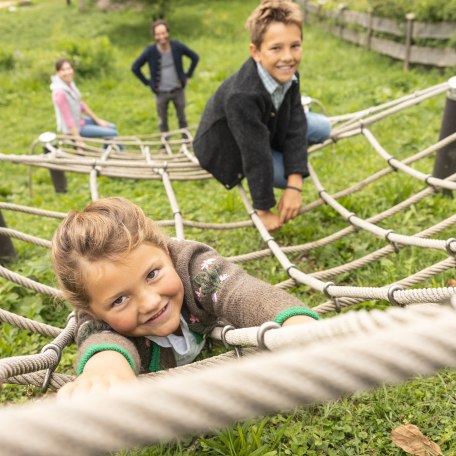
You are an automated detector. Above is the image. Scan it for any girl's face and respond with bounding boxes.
[57,61,74,85]
[83,242,184,338]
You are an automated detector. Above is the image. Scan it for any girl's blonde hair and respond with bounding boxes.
[246,0,303,48]
[51,197,168,310]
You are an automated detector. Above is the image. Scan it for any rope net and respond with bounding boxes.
[0,79,455,453]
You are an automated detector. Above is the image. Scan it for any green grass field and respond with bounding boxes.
[1,0,456,454]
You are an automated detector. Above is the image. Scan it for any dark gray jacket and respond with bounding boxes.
[193,58,308,210]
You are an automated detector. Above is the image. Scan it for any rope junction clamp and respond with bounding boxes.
[386,156,398,172]
[384,229,400,253]
[387,284,405,307]
[424,175,438,191]
[256,321,281,350]
[322,281,342,312]
[445,238,456,256]
[220,325,242,359]
[40,343,62,393]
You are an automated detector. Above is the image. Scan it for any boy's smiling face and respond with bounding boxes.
[83,242,184,338]
[250,21,302,84]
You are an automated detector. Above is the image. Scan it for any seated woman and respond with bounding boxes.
[50,58,121,147]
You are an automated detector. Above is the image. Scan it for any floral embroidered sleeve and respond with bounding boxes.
[177,240,316,329]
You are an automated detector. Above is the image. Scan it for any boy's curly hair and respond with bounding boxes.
[246,0,303,48]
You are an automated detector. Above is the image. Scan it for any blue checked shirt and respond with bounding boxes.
[257,63,297,111]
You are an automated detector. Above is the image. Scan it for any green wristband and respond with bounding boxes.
[77,344,136,376]
[274,306,320,326]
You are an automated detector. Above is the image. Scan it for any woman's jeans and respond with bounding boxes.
[80,117,119,138]
[273,112,331,189]
[80,117,123,150]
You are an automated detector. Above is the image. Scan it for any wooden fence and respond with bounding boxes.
[296,0,456,70]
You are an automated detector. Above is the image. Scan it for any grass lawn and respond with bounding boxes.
[0,0,456,454]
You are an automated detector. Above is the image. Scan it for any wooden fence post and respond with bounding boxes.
[337,4,347,38]
[0,210,16,263]
[303,0,309,24]
[432,76,456,196]
[403,12,415,71]
[317,0,326,22]
[366,9,373,50]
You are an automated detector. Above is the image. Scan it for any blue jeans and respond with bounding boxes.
[80,117,119,138]
[273,111,331,188]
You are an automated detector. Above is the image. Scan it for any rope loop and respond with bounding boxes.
[256,321,280,350]
[387,284,405,307]
[220,325,242,359]
[40,343,62,393]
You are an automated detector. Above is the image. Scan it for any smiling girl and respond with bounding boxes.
[51,197,319,397]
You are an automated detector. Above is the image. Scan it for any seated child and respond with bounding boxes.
[193,0,331,232]
[51,197,319,397]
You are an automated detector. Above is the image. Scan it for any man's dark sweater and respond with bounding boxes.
[193,57,308,210]
[131,40,199,94]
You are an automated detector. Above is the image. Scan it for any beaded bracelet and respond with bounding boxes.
[285,185,302,193]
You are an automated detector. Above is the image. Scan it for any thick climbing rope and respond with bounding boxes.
[0,314,75,386]
[0,304,456,455]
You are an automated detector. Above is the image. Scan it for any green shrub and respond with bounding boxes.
[0,46,16,71]
[325,0,456,22]
[54,35,116,78]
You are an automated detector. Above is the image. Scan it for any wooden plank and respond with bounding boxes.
[343,10,371,28]
[369,36,406,60]
[413,21,456,40]
[410,45,456,67]
[371,16,404,36]
[330,26,365,46]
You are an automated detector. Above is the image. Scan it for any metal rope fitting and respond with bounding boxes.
[322,281,341,312]
[386,157,398,172]
[286,264,297,275]
[424,175,437,191]
[220,325,242,359]
[40,343,62,393]
[384,229,400,253]
[322,281,335,299]
[445,238,456,256]
[256,321,280,351]
[387,284,405,307]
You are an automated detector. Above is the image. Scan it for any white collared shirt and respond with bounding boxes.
[257,62,297,111]
[146,315,205,366]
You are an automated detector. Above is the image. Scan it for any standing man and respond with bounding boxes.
[132,19,199,134]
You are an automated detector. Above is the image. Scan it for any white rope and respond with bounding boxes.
[0,305,456,455]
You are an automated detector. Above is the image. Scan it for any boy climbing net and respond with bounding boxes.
[194,0,331,231]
